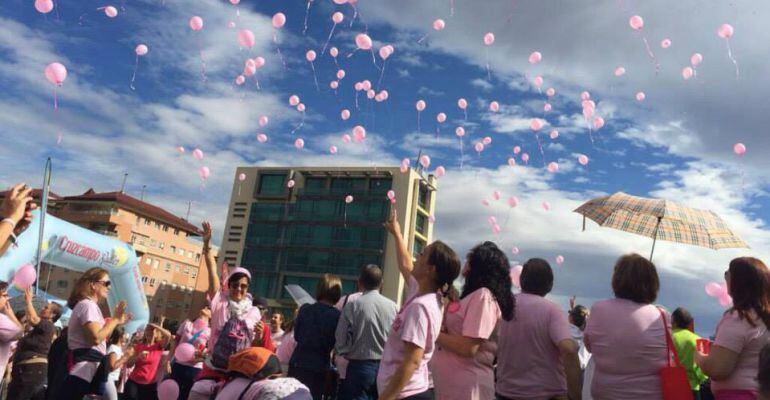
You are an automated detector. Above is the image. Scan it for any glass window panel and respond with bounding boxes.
[415,213,427,235]
[369,178,392,195]
[305,178,326,193]
[257,174,286,196]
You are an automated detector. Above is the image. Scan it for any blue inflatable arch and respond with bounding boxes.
[0,209,148,333]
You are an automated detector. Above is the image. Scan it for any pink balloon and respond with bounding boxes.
[34,0,54,14]
[718,292,732,307]
[508,158,516,167]
[297,103,306,112]
[549,130,559,140]
[341,109,351,120]
[492,224,501,235]
[362,80,372,91]
[158,380,180,400]
[555,255,564,265]
[174,343,195,363]
[243,65,256,77]
[306,50,317,62]
[581,91,590,101]
[287,180,296,188]
[483,32,495,46]
[228,21,236,29]
[333,0,347,4]
[547,162,559,173]
[332,12,344,24]
[342,134,351,143]
[705,282,723,297]
[474,142,484,153]
[294,138,305,150]
[176,146,185,154]
[481,199,490,207]
[257,133,268,143]
[44,62,67,86]
[434,166,446,178]
[528,51,542,64]
[345,195,354,204]
[272,13,286,29]
[13,264,36,289]
[238,173,246,182]
[508,196,519,208]
[230,0,240,4]
[104,6,118,17]
[543,103,552,112]
[429,215,436,223]
[238,29,255,48]
[690,53,703,66]
[593,117,605,130]
[510,265,523,288]
[416,100,426,111]
[289,95,300,106]
[419,155,431,168]
[329,47,339,57]
[366,89,376,99]
[492,191,501,201]
[254,57,265,69]
[546,88,556,97]
[489,101,500,112]
[717,23,734,39]
[614,66,626,76]
[336,69,346,80]
[530,119,544,131]
[521,153,530,163]
[258,115,269,127]
[433,19,446,31]
[379,45,394,60]
[329,145,338,154]
[387,190,396,200]
[355,33,373,50]
[353,125,366,142]
[635,92,646,102]
[541,201,550,211]
[682,67,694,80]
[235,75,245,85]
[578,154,589,166]
[400,158,410,172]
[482,136,492,145]
[511,246,520,255]
[582,106,595,119]
[629,15,644,30]
[513,146,521,154]
[192,148,204,161]
[189,16,203,31]
[135,44,149,56]
[533,76,543,88]
[455,127,465,137]
[379,90,389,100]
[660,38,672,49]
[733,143,746,155]
[198,166,210,180]
[436,113,447,123]
[457,98,468,110]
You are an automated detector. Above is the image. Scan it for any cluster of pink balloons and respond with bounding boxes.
[705,282,732,307]
[13,264,36,290]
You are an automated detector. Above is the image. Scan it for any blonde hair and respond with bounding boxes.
[315,273,342,304]
[68,267,108,308]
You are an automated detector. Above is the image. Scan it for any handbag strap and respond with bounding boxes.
[658,307,683,368]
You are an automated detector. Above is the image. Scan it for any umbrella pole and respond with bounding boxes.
[650,217,662,261]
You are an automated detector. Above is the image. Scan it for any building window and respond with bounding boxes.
[418,184,430,209]
[155,222,161,229]
[141,276,148,283]
[415,213,428,235]
[191,270,198,279]
[174,229,179,235]
[152,260,159,269]
[187,251,193,258]
[170,245,176,254]
[195,253,200,262]
[165,263,171,272]
[413,238,426,259]
[145,219,151,226]
[150,278,156,287]
[178,248,185,256]
[184,266,190,274]
[163,225,169,232]
[257,174,286,196]
[144,258,152,265]
[150,239,157,247]
[136,216,141,224]
[161,280,167,285]
[131,234,137,243]
[159,242,165,249]
[305,177,326,194]
[138,237,145,245]
[175,265,180,272]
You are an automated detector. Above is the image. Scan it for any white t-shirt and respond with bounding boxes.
[107,344,123,382]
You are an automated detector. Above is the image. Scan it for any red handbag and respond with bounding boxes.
[658,308,694,400]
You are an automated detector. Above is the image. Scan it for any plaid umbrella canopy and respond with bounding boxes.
[574,192,748,260]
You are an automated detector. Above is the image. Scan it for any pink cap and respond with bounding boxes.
[228,266,252,281]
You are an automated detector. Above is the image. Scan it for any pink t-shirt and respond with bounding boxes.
[176,319,211,368]
[711,310,770,393]
[430,287,501,400]
[584,299,668,400]
[0,313,21,381]
[377,277,442,399]
[496,293,572,400]
[68,299,106,381]
[208,291,260,352]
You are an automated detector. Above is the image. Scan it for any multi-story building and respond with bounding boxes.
[23,189,216,328]
[219,166,437,310]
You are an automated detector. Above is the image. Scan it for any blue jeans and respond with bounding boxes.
[338,360,379,400]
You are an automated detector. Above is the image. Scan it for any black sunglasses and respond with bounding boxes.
[229,282,248,290]
[95,280,112,288]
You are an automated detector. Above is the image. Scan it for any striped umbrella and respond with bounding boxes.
[574,192,748,260]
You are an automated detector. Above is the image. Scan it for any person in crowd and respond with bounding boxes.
[378,209,461,400]
[123,322,172,399]
[335,265,398,400]
[252,297,275,352]
[215,346,311,400]
[430,241,515,400]
[335,286,363,388]
[758,344,770,400]
[0,183,36,258]
[696,257,770,399]
[0,281,23,389]
[289,273,343,399]
[569,297,591,371]
[59,267,130,400]
[7,288,63,400]
[188,221,262,399]
[271,312,286,347]
[276,316,297,374]
[104,327,133,400]
[496,258,581,400]
[171,305,211,400]
[671,307,709,400]
[584,253,668,400]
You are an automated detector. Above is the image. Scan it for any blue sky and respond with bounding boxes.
[2,0,769,334]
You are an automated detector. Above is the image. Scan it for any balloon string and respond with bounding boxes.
[534,132,545,166]
[302,0,312,35]
[377,61,387,90]
[253,74,261,91]
[238,183,242,196]
[436,125,440,141]
[417,33,429,44]
[726,39,740,79]
[197,36,207,83]
[450,0,455,16]
[502,208,512,229]
[459,137,464,169]
[130,55,139,91]
[310,62,319,91]
[370,49,380,70]
[54,87,62,145]
[417,111,421,133]
[463,109,467,121]
[355,91,359,109]
[321,23,337,56]
[273,31,287,71]
[640,35,660,75]
[486,48,492,81]
[332,56,340,69]
[290,112,305,135]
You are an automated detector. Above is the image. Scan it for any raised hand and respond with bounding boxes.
[2,184,34,223]
[202,221,212,245]
[383,208,400,235]
[113,300,129,324]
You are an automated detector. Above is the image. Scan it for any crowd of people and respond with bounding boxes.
[2,183,770,399]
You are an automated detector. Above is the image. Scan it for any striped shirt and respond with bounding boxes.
[335,290,398,361]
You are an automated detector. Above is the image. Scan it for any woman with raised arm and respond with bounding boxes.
[58,267,130,400]
[377,209,461,400]
[123,322,173,399]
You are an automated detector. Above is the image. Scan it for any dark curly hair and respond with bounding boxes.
[461,241,515,321]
